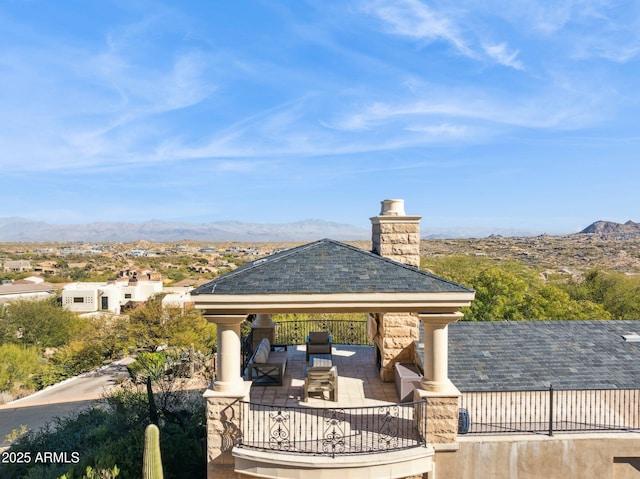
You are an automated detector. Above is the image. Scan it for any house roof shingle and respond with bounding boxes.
[192,238,472,295]
[448,320,640,391]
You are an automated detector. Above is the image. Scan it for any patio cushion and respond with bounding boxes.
[253,342,269,363]
[261,337,270,352]
[308,331,330,344]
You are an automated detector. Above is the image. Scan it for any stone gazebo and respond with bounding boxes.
[191,200,475,479]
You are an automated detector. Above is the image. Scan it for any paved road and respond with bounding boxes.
[0,358,134,446]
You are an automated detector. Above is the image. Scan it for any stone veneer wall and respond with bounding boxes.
[376,312,420,382]
[371,221,421,268]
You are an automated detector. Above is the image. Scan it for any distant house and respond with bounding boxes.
[34,261,58,274]
[62,278,163,314]
[2,260,32,273]
[119,268,163,282]
[161,286,194,311]
[0,281,56,303]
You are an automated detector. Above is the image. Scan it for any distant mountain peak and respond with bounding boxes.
[579,220,640,236]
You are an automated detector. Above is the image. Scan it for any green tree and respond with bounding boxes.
[522,285,611,321]
[128,296,216,353]
[424,256,615,322]
[565,270,640,319]
[466,267,528,321]
[0,298,83,348]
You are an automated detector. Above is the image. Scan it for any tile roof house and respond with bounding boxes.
[2,259,32,273]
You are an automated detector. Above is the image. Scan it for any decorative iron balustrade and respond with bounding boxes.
[274,319,370,347]
[237,400,427,456]
[240,329,254,372]
[460,387,640,436]
[240,320,369,371]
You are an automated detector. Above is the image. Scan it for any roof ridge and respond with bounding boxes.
[330,239,474,292]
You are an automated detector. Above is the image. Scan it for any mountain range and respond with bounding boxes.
[0,217,370,242]
[0,217,636,242]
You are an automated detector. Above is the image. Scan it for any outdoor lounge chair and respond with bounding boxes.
[304,366,338,401]
[305,331,332,361]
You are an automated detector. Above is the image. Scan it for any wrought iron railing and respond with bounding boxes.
[241,329,254,372]
[237,400,427,456]
[274,319,370,346]
[240,320,369,372]
[460,386,640,436]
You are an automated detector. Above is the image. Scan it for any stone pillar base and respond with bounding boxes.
[414,382,461,447]
[205,382,251,479]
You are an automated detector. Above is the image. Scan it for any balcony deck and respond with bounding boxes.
[247,344,400,406]
[235,345,433,478]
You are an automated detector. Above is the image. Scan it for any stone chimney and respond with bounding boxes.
[370,199,422,381]
[370,199,421,268]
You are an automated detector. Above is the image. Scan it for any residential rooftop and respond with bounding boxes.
[448,320,640,391]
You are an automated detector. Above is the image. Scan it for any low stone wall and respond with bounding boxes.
[435,433,640,479]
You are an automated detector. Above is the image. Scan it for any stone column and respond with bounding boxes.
[416,312,463,449]
[419,313,462,393]
[251,313,275,351]
[371,199,422,381]
[204,314,251,479]
[211,315,247,393]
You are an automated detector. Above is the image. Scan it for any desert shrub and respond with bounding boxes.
[0,343,41,392]
[0,388,206,479]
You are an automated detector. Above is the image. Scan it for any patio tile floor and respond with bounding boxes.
[248,345,400,407]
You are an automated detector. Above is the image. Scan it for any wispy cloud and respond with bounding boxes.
[0,9,216,173]
[477,0,640,63]
[483,43,524,70]
[326,76,609,137]
[362,0,474,57]
[362,0,531,70]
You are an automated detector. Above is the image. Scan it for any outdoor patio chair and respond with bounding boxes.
[305,331,332,361]
[304,366,338,401]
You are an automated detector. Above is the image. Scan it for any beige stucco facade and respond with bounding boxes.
[435,433,640,479]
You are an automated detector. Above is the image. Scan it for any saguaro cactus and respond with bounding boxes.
[142,424,164,479]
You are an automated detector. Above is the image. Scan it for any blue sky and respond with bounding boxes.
[1,0,639,235]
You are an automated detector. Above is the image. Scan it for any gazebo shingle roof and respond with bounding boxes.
[192,238,472,295]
